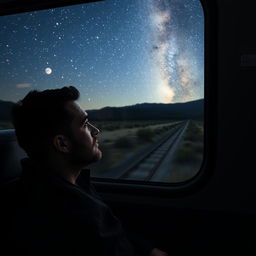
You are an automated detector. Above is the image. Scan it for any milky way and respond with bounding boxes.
[149,0,204,103]
[0,0,204,109]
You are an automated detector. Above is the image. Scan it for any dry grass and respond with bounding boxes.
[169,120,204,183]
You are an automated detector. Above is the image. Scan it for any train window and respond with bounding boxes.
[0,0,204,184]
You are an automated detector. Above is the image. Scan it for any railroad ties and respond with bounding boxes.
[119,121,189,181]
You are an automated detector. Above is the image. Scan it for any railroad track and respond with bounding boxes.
[119,121,188,181]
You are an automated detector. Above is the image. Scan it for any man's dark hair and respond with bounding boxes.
[12,86,80,160]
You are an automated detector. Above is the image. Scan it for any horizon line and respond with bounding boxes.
[85,98,204,111]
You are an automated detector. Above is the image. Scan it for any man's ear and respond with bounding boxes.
[53,135,70,153]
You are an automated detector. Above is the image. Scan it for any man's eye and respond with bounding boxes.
[83,121,88,127]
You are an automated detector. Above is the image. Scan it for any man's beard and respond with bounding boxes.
[68,142,102,168]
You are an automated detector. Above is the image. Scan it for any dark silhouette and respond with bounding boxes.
[5,86,168,256]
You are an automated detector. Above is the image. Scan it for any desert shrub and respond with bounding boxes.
[103,139,112,143]
[184,122,202,141]
[174,147,196,164]
[136,128,153,142]
[154,127,163,134]
[104,125,119,131]
[114,136,134,148]
[193,141,204,153]
[183,141,193,148]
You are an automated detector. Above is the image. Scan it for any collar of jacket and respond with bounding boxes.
[20,157,91,187]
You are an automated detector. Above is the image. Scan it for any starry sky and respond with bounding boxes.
[0,0,204,110]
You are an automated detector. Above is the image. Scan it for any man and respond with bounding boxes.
[9,86,168,255]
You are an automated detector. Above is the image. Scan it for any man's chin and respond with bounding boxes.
[70,149,102,167]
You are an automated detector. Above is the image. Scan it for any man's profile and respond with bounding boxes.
[9,86,168,256]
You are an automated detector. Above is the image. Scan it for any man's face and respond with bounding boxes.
[66,101,102,167]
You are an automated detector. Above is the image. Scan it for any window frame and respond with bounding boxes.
[0,0,218,197]
[92,0,218,196]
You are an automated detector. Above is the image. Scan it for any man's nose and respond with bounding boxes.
[89,122,100,135]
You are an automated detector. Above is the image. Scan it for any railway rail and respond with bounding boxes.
[119,121,188,181]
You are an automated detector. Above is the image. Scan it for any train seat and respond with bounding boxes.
[0,129,26,185]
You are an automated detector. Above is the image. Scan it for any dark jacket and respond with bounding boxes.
[4,158,145,256]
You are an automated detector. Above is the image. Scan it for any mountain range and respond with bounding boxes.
[87,99,204,121]
[0,98,204,122]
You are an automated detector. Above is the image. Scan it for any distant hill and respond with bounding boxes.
[0,98,204,122]
[0,100,14,121]
[87,99,204,121]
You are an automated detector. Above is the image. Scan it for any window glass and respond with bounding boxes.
[0,0,204,183]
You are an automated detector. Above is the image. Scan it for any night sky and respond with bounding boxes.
[0,0,204,110]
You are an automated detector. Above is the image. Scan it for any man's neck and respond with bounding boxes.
[44,157,82,185]
[66,169,81,185]
[53,165,82,185]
